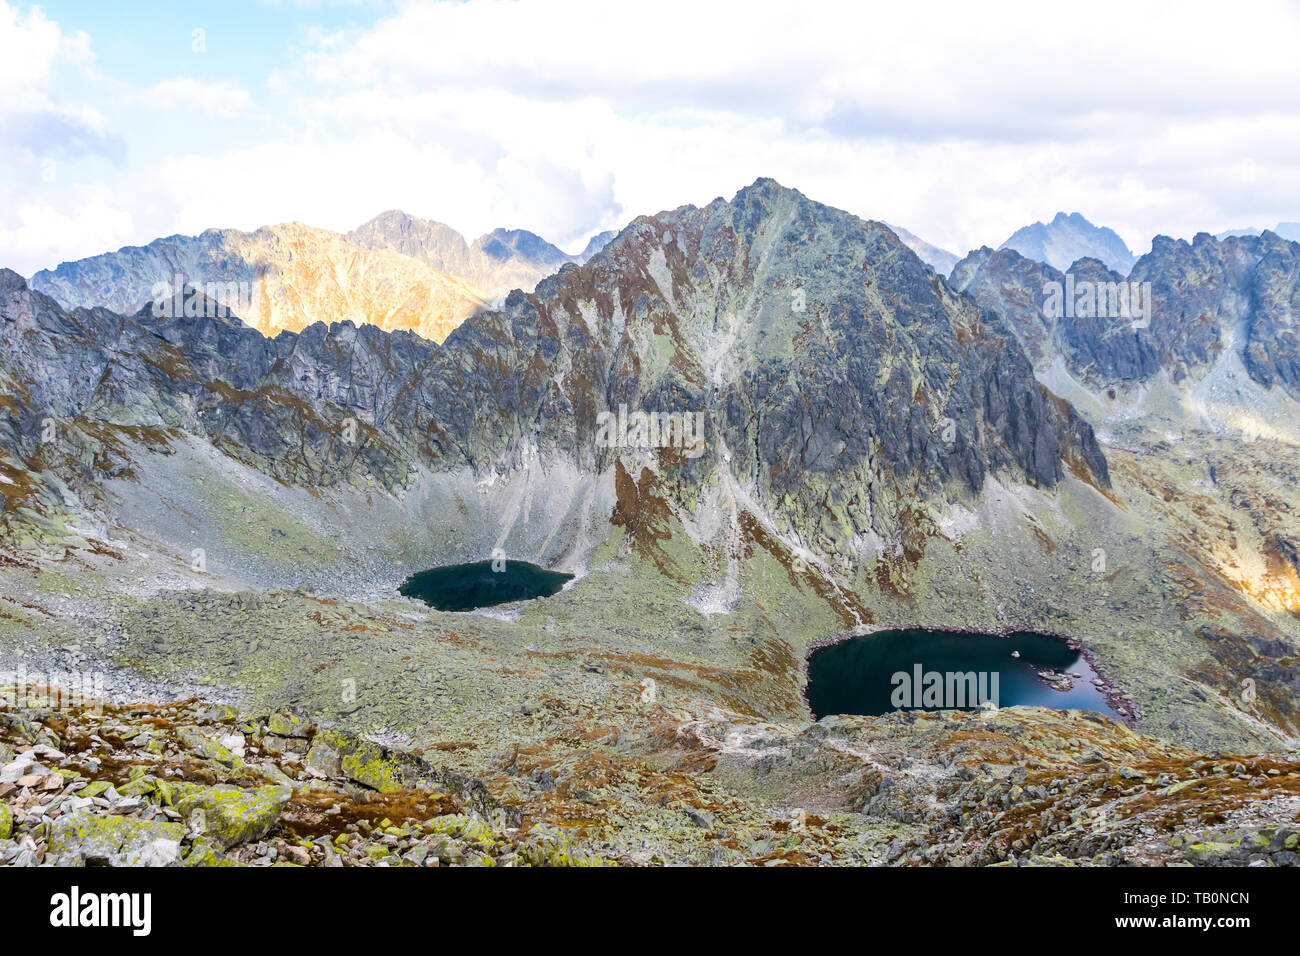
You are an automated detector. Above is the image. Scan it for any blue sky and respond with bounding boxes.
[3,0,1299,277]
[38,1,376,83]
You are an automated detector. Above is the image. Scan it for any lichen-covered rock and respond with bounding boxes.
[48,813,185,866]
[176,726,238,766]
[516,830,616,867]
[304,734,343,777]
[0,802,11,840]
[182,838,241,867]
[176,784,292,848]
[115,773,160,798]
[153,778,207,808]
[261,734,309,756]
[267,712,311,738]
[308,729,432,793]
[424,814,496,848]
[305,729,506,820]
[1184,840,1240,865]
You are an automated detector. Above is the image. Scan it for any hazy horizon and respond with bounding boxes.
[3,0,1299,276]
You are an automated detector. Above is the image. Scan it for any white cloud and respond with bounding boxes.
[249,0,1300,255]
[0,2,125,274]
[297,0,1300,134]
[0,2,91,100]
[139,78,254,119]
[5,0,1300,276]
[0,2,110,159]
[0,185,135,271]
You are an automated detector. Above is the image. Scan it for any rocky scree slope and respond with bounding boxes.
[2,689,1297,867]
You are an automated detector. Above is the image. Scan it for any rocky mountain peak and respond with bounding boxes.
[347,210,475,271]
[580,230,618,261]
[1000,211,1137,273]
[425,176,1109,557]
[0,267,27,295]
[472,228,570,267]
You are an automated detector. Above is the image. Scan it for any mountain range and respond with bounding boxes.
[1216,222,1300,242]
[28,215,616,344]
[4,180,1104,550]
[26,207,1183,346]
[3,179,1299,867]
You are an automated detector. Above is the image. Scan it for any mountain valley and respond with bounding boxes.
[2,179,1298,867]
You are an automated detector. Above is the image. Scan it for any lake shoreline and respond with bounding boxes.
[399,558,574,612]
[801,624,1140,727]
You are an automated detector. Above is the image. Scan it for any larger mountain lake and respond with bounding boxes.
[806,628,1121,719]
[399,560,574,612]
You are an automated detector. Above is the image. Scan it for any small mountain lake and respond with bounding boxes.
[806,629,1122,719]
[398,560,574,612]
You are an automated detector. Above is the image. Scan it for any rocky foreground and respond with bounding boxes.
[0,690,603,867]
[1,685,1296,867]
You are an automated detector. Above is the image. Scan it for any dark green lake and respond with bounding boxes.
[806,629,1121,719]
[398,560,574,612]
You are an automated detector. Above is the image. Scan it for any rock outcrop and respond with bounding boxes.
[950,231,1300,401]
